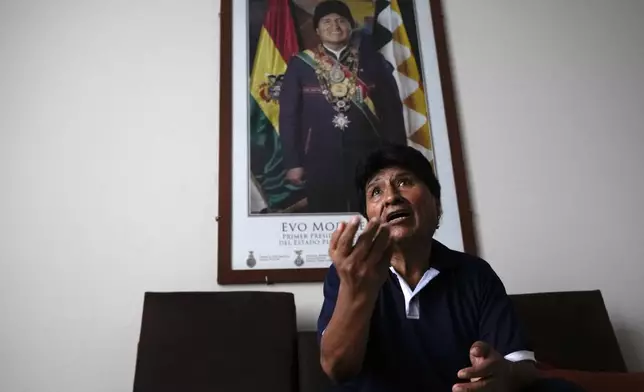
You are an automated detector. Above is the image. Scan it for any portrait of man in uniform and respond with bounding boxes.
[279,0,407,214]
[248,0,434,215]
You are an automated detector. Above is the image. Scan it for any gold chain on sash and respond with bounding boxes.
[312,45,360,130]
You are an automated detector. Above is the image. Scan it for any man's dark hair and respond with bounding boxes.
[313,0,356,29]
[355,144,441,217]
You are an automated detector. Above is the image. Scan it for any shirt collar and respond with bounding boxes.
[388,239,455,278]
[427,239,456,272]
[322,44,348,60]
[389,265,440,296]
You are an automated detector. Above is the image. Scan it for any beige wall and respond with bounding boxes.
[1,0,643,391]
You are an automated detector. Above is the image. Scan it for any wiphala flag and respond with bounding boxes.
[373,0,434,160]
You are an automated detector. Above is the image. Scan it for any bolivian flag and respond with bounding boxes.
[249,0,304,212]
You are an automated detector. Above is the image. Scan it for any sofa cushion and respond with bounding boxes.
[510,290,626,372]
[133,291,298,392]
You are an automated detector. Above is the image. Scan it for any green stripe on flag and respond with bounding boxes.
[249,96,305,210]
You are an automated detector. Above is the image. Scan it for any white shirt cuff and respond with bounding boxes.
[504,350,536,362]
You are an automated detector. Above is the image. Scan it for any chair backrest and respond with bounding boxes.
[297,331,331,392]
[509,290,626,372]
[133,291,298,392]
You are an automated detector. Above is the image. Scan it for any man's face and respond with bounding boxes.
[365,167,439,242]
[316,13,352,47]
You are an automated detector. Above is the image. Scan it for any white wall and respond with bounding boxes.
[0,0,642,391]
[444,0,644,372]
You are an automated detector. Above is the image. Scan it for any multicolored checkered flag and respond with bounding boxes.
[373,0,434,160]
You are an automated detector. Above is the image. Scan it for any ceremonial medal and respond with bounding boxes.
[329,65,345,83]
[311,45,362,131]
[330,83,348,98]
[332,113,351,130]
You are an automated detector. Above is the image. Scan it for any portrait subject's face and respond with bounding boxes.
[365,167,439,242]
[316,13,352,47]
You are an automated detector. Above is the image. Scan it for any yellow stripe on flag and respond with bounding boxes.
[410,123,431,148]
[388,0,433,152]
[249,27,288,133]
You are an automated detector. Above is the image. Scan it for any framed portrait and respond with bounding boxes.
[217,0,477,284]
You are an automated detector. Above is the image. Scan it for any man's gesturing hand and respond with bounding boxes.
[329,216,392,298]
[320,217,392,381]
[453,341,513,392]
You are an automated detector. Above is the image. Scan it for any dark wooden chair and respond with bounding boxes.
[133,291,298,392]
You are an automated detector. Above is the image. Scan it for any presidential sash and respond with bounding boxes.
[296,49,380,136]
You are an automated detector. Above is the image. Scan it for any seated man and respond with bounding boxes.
[318,144,584,391]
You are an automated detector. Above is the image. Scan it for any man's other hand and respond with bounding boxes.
[453,341,512,391]
[329,216,391,298]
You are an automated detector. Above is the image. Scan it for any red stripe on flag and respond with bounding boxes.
[263,0,299,62]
